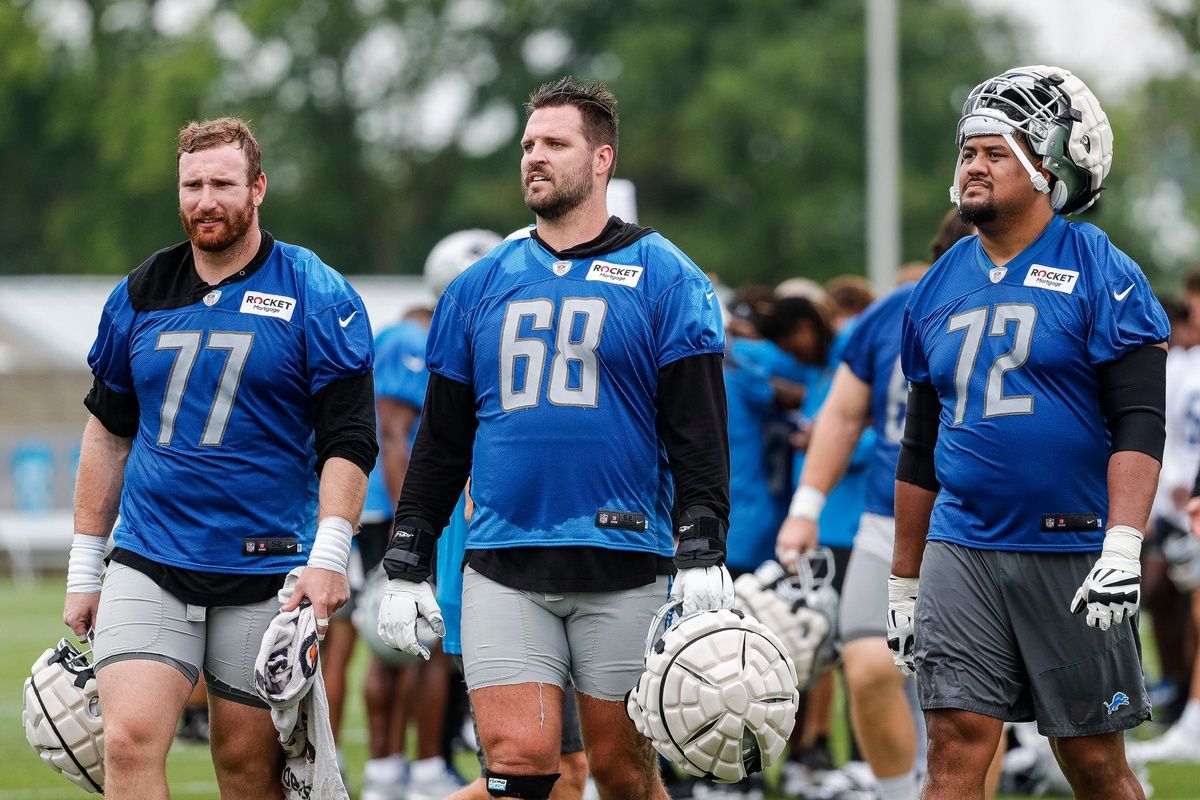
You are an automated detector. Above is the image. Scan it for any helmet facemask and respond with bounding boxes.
[951,66,1112,215]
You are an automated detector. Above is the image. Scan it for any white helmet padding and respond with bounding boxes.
[22,638,105,794]
[626,602,799,784]
[951,65,1112,214]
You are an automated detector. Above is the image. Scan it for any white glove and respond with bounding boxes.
[670,565,735,617]
[378,579,445,659]
[886,575,919,678]
[1070,525,1142,631]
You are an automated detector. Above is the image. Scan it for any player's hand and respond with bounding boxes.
[1187,496,1200,539]
[63,592,100,639]
[1070,525,1142,631]
[886,575,918,677]
[378,579,445,659]
[776,517,818,574]
[670,565,735,617]
[281,566,349,640]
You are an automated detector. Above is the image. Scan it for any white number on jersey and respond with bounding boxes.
[500,298,608,412]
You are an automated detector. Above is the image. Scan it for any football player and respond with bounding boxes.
[378,77,732,800]
[63,118,376,798]
[889,66,1168,800]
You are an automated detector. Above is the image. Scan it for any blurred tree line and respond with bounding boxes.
[0,0,1192,288]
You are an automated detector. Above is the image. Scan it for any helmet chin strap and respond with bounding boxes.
[949,130,1050,206]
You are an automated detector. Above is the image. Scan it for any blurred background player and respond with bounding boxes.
[360,230,502,800]
[775,212,980,800]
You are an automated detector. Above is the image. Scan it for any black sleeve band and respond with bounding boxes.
[84,377,139,438]
[674,505,728,569]
[1098,344,1167,462]
[382,517,438,582]
[311,372,379,476]
[896,381,941,492]
[1193,461,1200,500]
[393,373,478,534]
[657,353,731,548]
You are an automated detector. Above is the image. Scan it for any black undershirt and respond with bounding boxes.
[111,548,286,606]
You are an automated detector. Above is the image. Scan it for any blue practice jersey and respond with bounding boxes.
[840,285,915,517]
[427,228,724,556]
[88,239,373,574]
[363,321,430,520]
[796,323,874,549]
[902,216,1169,551]
[724,342,794,572]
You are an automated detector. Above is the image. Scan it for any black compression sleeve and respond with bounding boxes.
[84,377,139,438]
[657,353,731,527]
[895,381,941,492]
[1098,344,1167,462]
[1193,461,1200,499]
[311,372,378,475]
[393,373,479,534]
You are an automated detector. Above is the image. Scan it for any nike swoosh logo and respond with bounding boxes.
[1113,285,1134,302]
[339,311,358,328]
[706,292,715,301]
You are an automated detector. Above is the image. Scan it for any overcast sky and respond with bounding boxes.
[970,0,1189,96]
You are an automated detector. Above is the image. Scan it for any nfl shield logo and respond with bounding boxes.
[204,290,222,306]
[989,267,1007,284]
[552,260,572,277]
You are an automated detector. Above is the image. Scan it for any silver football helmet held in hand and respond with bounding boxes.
[22,637,105,794]
[734,549,840,689]
[626,601,799,784]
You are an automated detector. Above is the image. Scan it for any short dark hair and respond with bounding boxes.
[1159,294,1188,324]
[932,207,976,261]
[177,117,262,184]
[758,296,833,355]
[526,77,618,177]
[1185,270,1200,296]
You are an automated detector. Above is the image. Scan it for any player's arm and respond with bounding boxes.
[65,413,133,637]
[888,381,941,675]
[379,398,420,501]
[1071,343,1167,629]
[658,352,737,615]
[283,373,378,631]
[378,373,477,657]
[777,364,870,570]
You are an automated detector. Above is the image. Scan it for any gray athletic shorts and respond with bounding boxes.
[461,567,671,701]
[840,541,890,643]
[916,541,1151,737]
[94,562,280,708]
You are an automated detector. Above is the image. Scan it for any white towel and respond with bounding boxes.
[253,568,348,800]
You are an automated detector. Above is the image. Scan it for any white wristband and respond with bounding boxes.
[1099,524,1143,574]
[66,534,108,593]
[788,485,826,520]
[308,516,354,575]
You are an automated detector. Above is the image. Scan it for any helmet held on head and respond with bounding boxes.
[734,550,840,690]
[423,229,503,296]
[626,602,799,784]
[22,638,105,794]
[951,65,1112,215]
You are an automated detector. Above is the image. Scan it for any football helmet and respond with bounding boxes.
[734,551,839,689]
[1163,525,1200,592]
[352,565,436,667]
[424,229,502,296]
[626,601,799,784]
[22,638,104,794]
[952,65,1112,214]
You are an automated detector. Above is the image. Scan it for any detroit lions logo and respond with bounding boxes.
[1103,691,1130,716]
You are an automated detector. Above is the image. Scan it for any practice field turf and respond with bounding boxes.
[2,577,1197,799]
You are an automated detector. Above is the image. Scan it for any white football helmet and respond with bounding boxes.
[734,551,840,689]
[626,602,799,784]
[352,565,437,667]
[1163,526,1200,592]
[22,638,104,794]
[952,65,1112,214]
[424,229,502,296]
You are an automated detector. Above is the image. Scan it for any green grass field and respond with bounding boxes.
[2,577,1198,799]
